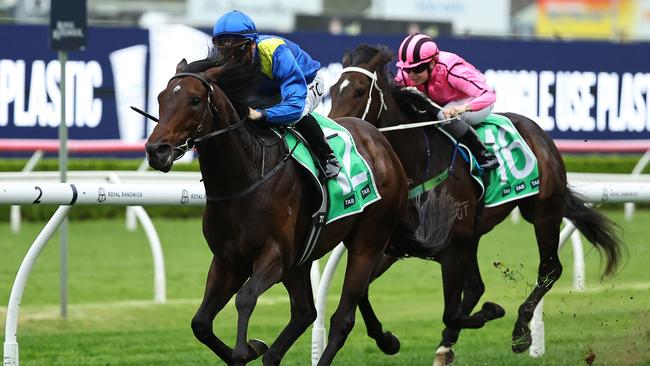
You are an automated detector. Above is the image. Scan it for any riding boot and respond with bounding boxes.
[457,129,499,171]
[294,114,342,180]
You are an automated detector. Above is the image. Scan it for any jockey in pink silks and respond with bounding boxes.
[394,33,499,171]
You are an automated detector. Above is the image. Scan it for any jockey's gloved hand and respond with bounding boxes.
[247,107,263,121]
[442,104,470,119]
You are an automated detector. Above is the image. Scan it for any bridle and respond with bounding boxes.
[165,71,291,203]
[168,72,245,157]
[340,66,387,121]
[339,67,457,132]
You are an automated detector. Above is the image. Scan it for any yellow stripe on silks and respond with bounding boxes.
[257,38,286,79]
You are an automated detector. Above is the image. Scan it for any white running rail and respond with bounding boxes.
[1,182,205,366]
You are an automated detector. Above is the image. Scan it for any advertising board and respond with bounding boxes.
[1,24,649,148]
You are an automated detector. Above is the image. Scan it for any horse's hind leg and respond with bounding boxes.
[359,254,401,355]
[511,212,563,353]
[262,266,317,366]
[231,244,285,366]
[191,257,247,365]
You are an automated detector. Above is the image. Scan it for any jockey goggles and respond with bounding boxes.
[212,36,252,50]
[402,62,430,74]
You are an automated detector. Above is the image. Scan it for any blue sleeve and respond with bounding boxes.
[260,46,307,125]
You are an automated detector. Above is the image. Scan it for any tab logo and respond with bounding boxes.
[530,178,539,188]
[360,184,371,199]
[515,183,526,193]
[343,194,356,209]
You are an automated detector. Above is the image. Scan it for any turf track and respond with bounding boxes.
[1,210,648,365]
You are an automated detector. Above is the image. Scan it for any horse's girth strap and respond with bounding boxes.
[408,169,449,199]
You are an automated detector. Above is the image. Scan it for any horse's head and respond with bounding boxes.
[328,45,392,124]
[330,44,442,128]
[145,58,247,172]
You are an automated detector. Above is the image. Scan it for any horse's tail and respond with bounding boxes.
[387,188,457,259]
[564,188,625,277]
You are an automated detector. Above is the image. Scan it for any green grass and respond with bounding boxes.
[1,210,649,365]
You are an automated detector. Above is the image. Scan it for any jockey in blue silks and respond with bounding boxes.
[212,10,341,180]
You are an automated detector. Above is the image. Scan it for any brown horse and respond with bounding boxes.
[144,55,413,365]
[328,44,624,365]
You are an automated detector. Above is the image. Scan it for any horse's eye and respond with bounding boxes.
[355,88,365,97]
[191,96,201,106]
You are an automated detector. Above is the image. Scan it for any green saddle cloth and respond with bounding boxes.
[282,112,381,223]
[474,114,540,207]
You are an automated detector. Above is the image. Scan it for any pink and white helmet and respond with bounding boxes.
[396,34,439,69]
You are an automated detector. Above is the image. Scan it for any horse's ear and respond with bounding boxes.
[204,65,225,81]
[380,46,393,64]
[176,59,188,73]
[367,45,392,71]
[342,49,352,67]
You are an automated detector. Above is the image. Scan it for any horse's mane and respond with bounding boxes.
[349,44,440,123]
[182,48,261,119]
[390,86,441,122]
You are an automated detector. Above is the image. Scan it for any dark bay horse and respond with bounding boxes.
[144,56,412,366]
[328,44,624,365]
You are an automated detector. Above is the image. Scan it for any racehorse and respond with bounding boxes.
[328,44,624,365]
[144,55,416,366]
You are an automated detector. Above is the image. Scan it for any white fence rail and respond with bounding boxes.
[1,182,204,366]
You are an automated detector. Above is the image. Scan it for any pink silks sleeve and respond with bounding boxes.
[446,64,496,111]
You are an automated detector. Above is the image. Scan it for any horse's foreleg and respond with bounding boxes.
[434,245,473,366]
[512,217,562,353]
[435,239,504,366]
[317,251,380,366]
[231,244,284,366]
[192,257,247,365]
[439,239,481,340]
[438,243,469,327]
[439,242,504,329]
[359,254,400,355]
[262,266,317,366]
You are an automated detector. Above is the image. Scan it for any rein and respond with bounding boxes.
[167,71,291,202]
[378,118,455,132]
[340,67,458,132]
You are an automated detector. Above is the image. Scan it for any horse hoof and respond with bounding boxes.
[246,338,269,359]
[433,346,455,366]
[511,325,532,353]
[376,331,400,355]
[482,302,506,321]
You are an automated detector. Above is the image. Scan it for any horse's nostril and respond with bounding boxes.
[155,144,172,155]
[145,142,172,159]
[145,142,174,171]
